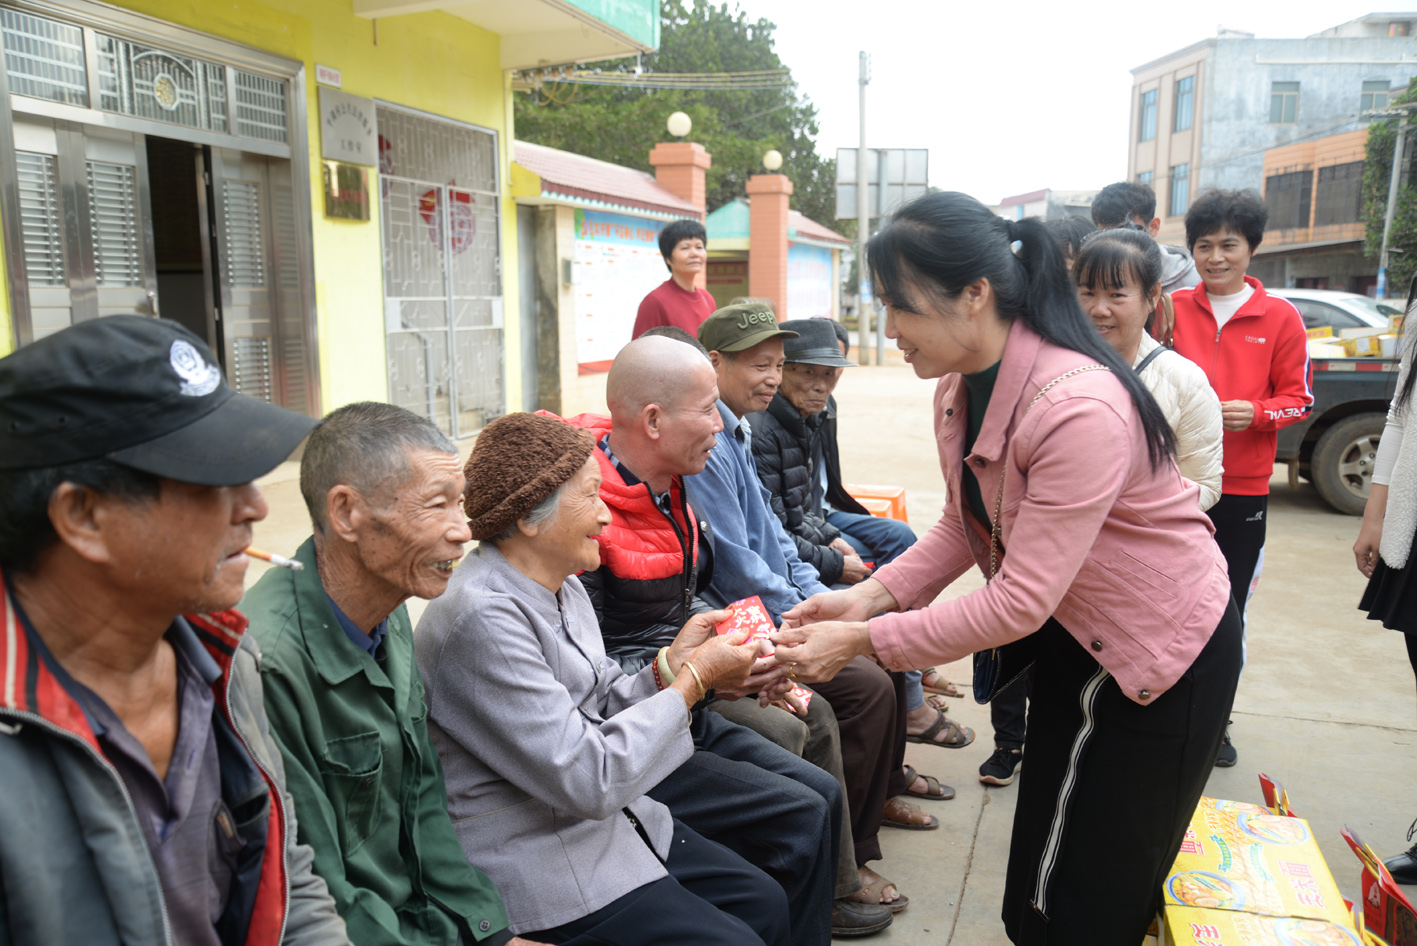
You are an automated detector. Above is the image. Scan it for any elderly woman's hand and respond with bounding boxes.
[769,620,874,684]
[665,609,731,676]
[671,630,761,708]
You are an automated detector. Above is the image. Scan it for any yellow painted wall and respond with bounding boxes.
[10,0,524,418]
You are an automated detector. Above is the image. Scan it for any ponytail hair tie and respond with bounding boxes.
[1005,220,1021,242]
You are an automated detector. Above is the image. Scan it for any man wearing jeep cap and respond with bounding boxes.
[0,315,352,946]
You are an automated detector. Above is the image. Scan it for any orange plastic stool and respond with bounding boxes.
[844,484,907,522]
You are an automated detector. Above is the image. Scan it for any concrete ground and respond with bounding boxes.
[243,360,1417,946]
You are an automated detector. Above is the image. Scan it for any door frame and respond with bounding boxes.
[0,0,321,416]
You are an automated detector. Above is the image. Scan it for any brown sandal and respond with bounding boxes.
[882,795,938,830]
[902,764,956,800]
[920,667,963,698]
[848,866,910,914]
[906,707,975,748]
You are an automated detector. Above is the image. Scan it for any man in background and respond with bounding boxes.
[1092,180,1201,293]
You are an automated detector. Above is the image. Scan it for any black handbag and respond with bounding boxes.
[971,365,1110,704]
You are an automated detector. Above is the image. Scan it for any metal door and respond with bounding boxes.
[10,116,156,338]
[377,103,503,438]
[205,147,312,412]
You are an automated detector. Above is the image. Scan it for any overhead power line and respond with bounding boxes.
[513,67,792,93]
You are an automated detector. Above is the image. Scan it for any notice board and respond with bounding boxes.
[573,209,667,372]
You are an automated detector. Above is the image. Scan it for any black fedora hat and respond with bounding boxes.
[779,319,855,367]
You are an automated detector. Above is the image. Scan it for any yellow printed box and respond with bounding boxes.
[1163,799,1350,928]
[1163,906,1363,945]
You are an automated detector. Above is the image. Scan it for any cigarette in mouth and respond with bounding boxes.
[244,547,304,571]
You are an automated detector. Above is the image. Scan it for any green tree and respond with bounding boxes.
[515,0,844,231]
[1362,77,1417,296]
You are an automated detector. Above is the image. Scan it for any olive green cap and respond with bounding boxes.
[697,302,800,353]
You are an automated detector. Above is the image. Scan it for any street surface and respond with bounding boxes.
[245,360,1417,946]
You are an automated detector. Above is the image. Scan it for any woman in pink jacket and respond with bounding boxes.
[771,191,1241,946]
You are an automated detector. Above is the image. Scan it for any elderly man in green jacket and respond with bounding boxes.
[241,401,543,946]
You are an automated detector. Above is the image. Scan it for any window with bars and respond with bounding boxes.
[0,10,289,146]
[1270,82,1299,124]
[1264,169,1313,230]
[1169,164,1190,217]
[1139,89,1158,142]
[1174,76,1194,132]
[1361,81,1391,114]
[1314,161,1365,226]
[87,161,141,286]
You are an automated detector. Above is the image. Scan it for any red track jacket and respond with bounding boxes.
[1171,276,1313,495]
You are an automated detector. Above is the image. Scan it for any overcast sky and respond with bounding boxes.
[733,0,1417,209]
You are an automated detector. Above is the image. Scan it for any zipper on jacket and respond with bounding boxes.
[222,667,292,946]
[662,488,696,622]
[0,708,176,946]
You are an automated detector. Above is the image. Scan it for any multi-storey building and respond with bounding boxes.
[1128,12,1417,260]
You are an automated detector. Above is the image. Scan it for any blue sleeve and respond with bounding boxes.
[691,438,806,623]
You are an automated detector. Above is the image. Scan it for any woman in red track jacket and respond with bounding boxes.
[1171,188,1313,767]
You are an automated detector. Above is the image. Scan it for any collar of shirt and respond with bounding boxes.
[719,402,753,454]
[599,433,673,514]
[325,592,389,659]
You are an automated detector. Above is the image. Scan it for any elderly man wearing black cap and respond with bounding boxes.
[0,316,350,946]
[690,303,924,914]
[238,402,539,946]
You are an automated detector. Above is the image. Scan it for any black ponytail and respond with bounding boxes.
[867,191,1176,469]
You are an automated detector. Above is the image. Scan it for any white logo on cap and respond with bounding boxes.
[169,339,221,396]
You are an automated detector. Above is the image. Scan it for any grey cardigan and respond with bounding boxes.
[414,544,695,934]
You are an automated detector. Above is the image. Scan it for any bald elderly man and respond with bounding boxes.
[563,336,892,939]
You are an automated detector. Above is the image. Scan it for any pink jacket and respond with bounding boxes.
[869,320,1231,705]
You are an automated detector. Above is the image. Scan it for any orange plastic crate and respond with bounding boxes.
[844,484,907,522]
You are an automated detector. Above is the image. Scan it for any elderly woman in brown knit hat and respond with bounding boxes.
[414,412,788,946]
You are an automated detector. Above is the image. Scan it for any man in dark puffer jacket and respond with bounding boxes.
[562,334,893,939]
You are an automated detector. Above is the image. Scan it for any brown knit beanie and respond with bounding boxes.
[464,412,595,541]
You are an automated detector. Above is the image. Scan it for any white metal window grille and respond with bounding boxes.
[222,179,265,288]
[377,105,502,437]
[0,9,87,106]
[15,151,64,286]
[235,71,288,144]
[94,34,228,133]
[231,335,273,401]
[86,160,141,287]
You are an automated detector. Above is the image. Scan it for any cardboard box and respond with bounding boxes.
[1380,335,1400,358]
[1339,326,1386,340]
[1165,799,1351,924]
[1162,906,1364,945]
[1391,314,1405,336]
[1342,336,1385,357]
[1307,326,1336,340]
[1309,342,1350,359]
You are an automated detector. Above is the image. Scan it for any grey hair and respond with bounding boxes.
[481,478,568,547]
[300,401,456,533]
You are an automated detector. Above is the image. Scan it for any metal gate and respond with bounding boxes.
[377,103,503,438]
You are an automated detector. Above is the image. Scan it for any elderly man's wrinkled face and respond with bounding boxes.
[779,362,843,418]
[109,479,268,614]
[533,454,610,577]
[356,448,471,601]
[655,360,723,476]
[713,338,784,419]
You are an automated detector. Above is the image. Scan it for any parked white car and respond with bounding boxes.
[1268,288,1402,333]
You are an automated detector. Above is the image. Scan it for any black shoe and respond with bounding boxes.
[1384,820,1417,885]
[979,746,1023,786]
[1214,725,1237,768]
[831,899,893,937]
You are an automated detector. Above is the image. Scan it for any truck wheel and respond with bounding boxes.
[1310,412,1385,516]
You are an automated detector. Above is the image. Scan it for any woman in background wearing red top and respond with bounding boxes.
[1169,188,1313,768]
[633,218,717,339]
[769,191,1242,946]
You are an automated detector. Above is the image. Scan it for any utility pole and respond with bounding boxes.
[856,51,870,365]
[1377,104,1413,300]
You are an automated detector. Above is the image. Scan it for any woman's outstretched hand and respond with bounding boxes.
[780,578,899,630]
[768,621,874,684]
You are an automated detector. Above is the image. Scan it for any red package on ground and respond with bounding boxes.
[1342,826,1417,945]
[715,596,774,642]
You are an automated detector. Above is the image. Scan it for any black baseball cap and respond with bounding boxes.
[780,319,855,367]
[0,315,317,486]
[697,301,799,353]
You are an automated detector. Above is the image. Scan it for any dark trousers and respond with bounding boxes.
[991,674,1028,750]
[525,819,790,946]
[810,656,907,865]
[1207,493,1268,624]
[827,510,918,567]
[647,711,838,946]
[1001,606,1242,945]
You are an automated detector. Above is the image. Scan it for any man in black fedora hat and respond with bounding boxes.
[0,315,352,946]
